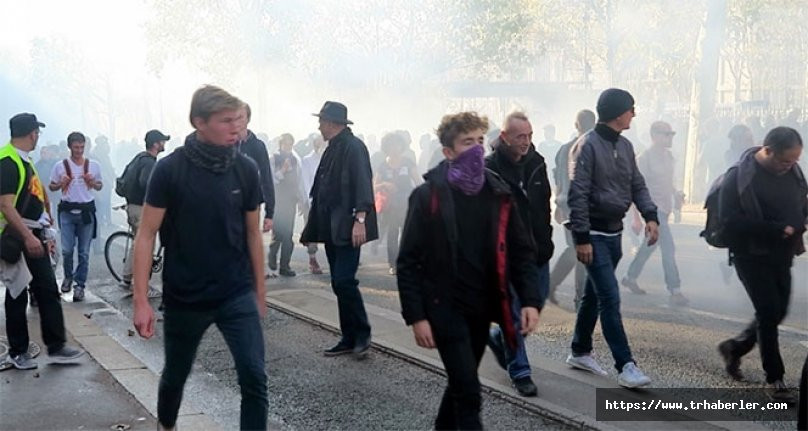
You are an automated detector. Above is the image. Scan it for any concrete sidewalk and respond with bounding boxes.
[266,288,773,431]
[0,291,154,431]
[0,287,222,431]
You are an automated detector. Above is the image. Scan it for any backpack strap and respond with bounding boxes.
[83,159,89,176]
[63,159,71,178]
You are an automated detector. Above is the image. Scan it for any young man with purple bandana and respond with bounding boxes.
[397,111,541,429]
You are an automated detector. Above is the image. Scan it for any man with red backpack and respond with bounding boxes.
[48,132,102,302]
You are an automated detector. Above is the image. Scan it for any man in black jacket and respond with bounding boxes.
[566,89,658,388]
[237,104,275,236]
[717,127,806,403]
[397,111,540,430]
[301,101,378,359]
[484,112,552,397]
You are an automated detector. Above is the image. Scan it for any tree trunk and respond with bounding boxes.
[683,0,727,205]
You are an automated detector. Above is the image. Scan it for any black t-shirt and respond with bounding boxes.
[450,186,497,317]
[145,151,261,310]
[0,156,46,221]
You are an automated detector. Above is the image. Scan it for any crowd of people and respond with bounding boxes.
[1,84,807,430]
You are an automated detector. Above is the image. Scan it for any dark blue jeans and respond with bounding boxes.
[59,210,94,287]
[324,243,371,345]
[488,262,549,381]
[571,234,635,372]
[158,292,268,430]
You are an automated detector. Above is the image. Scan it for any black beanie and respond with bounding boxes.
[597,88,634,122]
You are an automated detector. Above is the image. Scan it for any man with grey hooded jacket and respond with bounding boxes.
[565,88,659,388]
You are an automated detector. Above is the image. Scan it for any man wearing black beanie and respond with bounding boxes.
[564,88,659,388]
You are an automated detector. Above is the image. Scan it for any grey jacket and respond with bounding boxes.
[568,126,658,245]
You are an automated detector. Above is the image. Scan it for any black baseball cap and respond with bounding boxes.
[144,129,170,145]
[9,113,46,138]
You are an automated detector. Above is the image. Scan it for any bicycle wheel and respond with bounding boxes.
[105,231,134,282]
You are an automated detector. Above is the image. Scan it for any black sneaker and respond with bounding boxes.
[718,340,744,381]
[72,286,85,302]
[768,380,797,404]
[353,338,371,360]
[323,342,353,357]
[60,277,72,293]
[512,376,538,397]
[9,352,38,370]
[49,345,85,364]
[279,268,296,277]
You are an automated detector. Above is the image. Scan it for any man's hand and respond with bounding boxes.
[412,320,435,349]
[553,207,566,225]
[281,158,291,174]
[784,225,796,238]
[82,173,95,188]
[520,307,540,335]
[133,300,156,339]
[352,221,367,247]
[23,233,44,258]
[54,175,71,191]
[576,243,593,265]
[262,218,273,233]
[255,292,267,319]
[645,221,660,246]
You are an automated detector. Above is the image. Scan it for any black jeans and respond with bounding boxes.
[728,255,792,383]
[4,242,66,356]
[324,243,371,345]
[268,200,297,270]
[158,292,268,430]
[432,306,490,430]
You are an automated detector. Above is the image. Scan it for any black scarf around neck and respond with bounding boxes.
[182,133,237,173]
[595,123,621,143]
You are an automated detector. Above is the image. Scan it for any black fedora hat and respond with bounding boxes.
[312,101,354,125]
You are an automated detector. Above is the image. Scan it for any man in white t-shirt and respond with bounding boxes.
[49,132,102,301]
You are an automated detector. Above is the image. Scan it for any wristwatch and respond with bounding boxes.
[355,215,366,224]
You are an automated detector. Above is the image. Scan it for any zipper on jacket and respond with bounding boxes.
[612,142,618,159]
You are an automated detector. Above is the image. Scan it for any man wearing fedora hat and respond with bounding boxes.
[301,101,378,359]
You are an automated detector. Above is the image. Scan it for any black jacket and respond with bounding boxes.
[396,162,541,349]
[237,131,275,219]
[301,127,379,246]
[719,147,808,259]
[486,139,554,264]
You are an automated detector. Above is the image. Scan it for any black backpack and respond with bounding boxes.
[700,169,734,248]
[115,153,152,198]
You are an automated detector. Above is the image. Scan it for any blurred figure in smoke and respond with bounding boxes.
[539,124,563,175]
[34,144,60,219]
[90,135,116,231]
[374,132,420,275]
[300,135,326,274]
[485,111,552,398]
[268,133,305,277]
[621,121,688,306]
[548,109,595,307]
[395,130,417,165]
[717,127,806,404]
[301,101,378,359]
[236,104,275,239]
[417,133,439,174]
[566,88,658,388]
[726,124,755,167]
[744,115,764,144]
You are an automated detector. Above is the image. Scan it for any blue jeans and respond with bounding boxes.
[59,211,94,287]
[625,212,681,292]
[158,292,268,430]
[571,234,635,372]
[488,262,549,381]
[324,243,371,345]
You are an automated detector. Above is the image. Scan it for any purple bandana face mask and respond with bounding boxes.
[447,144,485,195]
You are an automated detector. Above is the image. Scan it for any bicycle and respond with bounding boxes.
[104,204,164,283]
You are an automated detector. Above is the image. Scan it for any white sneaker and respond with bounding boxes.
[566,354,609,376]
[618,362,651,388]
